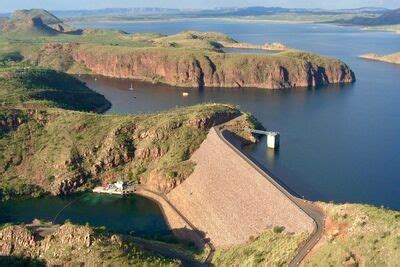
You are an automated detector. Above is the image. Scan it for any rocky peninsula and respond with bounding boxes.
[0,9,356,90]
[360,52,400,65]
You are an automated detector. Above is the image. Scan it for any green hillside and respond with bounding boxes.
[0,67,110,112]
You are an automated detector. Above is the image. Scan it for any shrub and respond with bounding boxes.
[47,175,55,183]
[273,226,285,234]
[137,167,147,175]
[167,171,178,178]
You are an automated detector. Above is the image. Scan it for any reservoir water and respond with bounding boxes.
[69,20,400,210]
[0,193,169,236]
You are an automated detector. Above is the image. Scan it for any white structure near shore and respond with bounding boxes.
[249,129,280,149]
[267,132,280,149]
[93,181,135,195]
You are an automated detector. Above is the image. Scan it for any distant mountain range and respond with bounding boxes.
[336,8,400,25]
[207,6,389,17]
[1,6,398,27]
[0,6,391,19]
[336,7,389,14]
[51,7,181,18]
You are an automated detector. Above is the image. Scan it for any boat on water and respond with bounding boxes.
[129,83,134,91]
[182,92,189,96]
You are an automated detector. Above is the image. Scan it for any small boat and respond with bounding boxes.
[182,92,189,96]
[129,83,134,91]
[94,78,97,81]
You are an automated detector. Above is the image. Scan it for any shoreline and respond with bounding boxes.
[134,186,215,264]
[359,53,400,65]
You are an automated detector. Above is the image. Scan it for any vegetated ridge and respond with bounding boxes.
[0,9,356,90]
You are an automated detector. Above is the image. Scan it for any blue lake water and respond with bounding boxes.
[73,19,400,210]
[0,193,169,236]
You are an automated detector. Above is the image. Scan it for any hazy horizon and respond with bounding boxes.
[0,0,399,13]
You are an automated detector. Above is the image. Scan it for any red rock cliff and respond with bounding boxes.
[43,44,356,89]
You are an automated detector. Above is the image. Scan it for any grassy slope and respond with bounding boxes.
[0,29,234,49]
[213,230,309,266]
[0,67,110,111]
[305,203,400,266]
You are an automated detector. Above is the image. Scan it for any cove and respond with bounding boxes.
[0,193,169,236]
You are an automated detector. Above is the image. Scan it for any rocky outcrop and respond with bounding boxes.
[40,44,355,89]
[0,221,176,265]
[0,226,36,256]
[145,169,183,193]
[186,110,241,129]
[44,224,94,249]
[57,175,87,195]
[0,223,149,265]
[0,110,26,135]
[0,224,95,258]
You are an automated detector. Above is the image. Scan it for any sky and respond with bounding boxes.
[0,0,399,13]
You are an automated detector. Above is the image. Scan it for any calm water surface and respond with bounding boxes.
[0,193,169,236]
[73,20,400,210]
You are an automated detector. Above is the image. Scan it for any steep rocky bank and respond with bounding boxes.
[0,222,176,266]
[39,43,355,89]
[0,104,250,199]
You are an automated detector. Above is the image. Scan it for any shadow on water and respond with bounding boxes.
[0,193,170,237]
[0,256,45,267]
